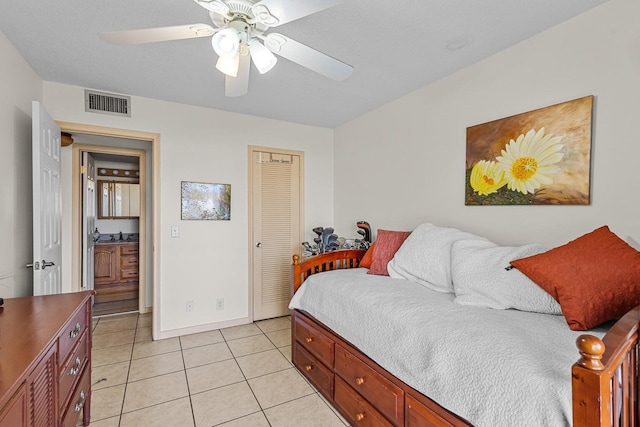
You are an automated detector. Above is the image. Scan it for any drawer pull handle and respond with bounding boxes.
[74,391,86,412]
[355,412,365,421]
[70,322,82,339]
[355,377,365,385]
[304,365,313,372]
[305,337,313,343]
[70,357,82,376]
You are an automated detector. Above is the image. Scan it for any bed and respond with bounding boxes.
[289,225,640,427]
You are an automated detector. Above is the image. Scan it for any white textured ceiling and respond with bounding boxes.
[0,0,609,128]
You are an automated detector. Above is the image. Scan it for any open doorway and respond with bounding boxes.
[73,139,148,316]
[61,126,157,318]
[89,150,142,315]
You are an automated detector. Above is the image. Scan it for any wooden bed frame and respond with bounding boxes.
[291,250,639,427]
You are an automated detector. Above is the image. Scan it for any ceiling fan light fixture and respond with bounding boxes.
[249,39,277,74]
[216,54,240,77]
[211,28,240,58]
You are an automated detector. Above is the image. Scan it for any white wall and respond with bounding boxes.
[43,82,334,335]
[0,30,42,298]
[334,0,640,249]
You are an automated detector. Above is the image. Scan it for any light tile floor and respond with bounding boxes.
[88,312,349,426]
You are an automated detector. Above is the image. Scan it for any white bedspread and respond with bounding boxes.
[289,268,608,427]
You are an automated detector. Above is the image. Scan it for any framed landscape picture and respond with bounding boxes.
[465,95,594,205]
[181,181,231,220]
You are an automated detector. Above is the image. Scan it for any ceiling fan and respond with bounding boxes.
[100,0,353,97]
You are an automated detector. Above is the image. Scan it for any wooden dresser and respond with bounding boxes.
[292,310,468,427]
[0,291,93,427]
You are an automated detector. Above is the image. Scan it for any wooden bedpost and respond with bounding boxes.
[572,307,640,427]
[576,335,605,371]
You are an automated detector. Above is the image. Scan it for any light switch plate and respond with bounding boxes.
[171,226,180,238]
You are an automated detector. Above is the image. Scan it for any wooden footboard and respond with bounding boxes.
[291,251,640,426]
[572,306,640,427]
[291,250,364,295]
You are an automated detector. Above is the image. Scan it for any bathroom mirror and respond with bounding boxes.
[98,180,140,219]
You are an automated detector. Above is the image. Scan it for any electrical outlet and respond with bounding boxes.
[216,298,224,311]
[186,300,194,312]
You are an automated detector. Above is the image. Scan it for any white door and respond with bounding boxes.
[31,101,62,296]
[82,151,96,290]
[251,149,302,321]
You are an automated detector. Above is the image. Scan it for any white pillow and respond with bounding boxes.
[451,239,562,314]
[387,223,487,293]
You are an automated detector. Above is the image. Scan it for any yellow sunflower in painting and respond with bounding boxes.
[470,160,507,195]
[496,128,564,194]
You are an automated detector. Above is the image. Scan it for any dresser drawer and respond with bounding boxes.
[334,376,393,427]
[294,343,333,400]
[120,254,139,268]
[406,395,456,427]
[58,304,88,365]
[120,268,139,280]
[59,331,89,409]
[294,315,334,368]
[120,245,139,255]
[60,365,90,427]
[335,345,403,426]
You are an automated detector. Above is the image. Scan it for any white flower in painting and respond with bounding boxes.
[496,128,564,194]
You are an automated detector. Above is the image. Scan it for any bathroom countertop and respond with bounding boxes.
[95,240,138,245]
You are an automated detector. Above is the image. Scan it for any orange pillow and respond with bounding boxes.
[511,226,640,331]
[359,242,376,268]
[368,230,411,276]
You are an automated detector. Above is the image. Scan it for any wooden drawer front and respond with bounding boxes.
[120,268,139,280]
[334,377,392,427]
[59,331,89,409]
[335,345,403,426]
[120,245,139,255]
[120,255,139,268]
[406,395,455,427]
[58,304,88,363]
[293,343,334,400]
[60,365,90,427]
[294,316,334,368]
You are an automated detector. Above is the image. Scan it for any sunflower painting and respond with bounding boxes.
[465,96,593,205]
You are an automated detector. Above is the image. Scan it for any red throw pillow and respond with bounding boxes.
[511,226,640,331]
[359,242,376,268]
[368,230,411,276]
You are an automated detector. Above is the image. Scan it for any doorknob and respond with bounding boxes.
[42,260,55,269]
[256,242,262,248]
[26,261,40,270]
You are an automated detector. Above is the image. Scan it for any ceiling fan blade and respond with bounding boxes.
[225,53,250,97]
[193,0,230,16]
[263,33,353,81]
[100,24,216,45]
[252,0,344,27]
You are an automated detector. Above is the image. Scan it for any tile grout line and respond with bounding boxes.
[91,314,344,426]
[222,325,273,426]
[178,335,198,427]
[115,316,138,426]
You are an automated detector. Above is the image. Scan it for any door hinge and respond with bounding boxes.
[80,165,87,174]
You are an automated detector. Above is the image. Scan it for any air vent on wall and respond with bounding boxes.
[84,90,131,117]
